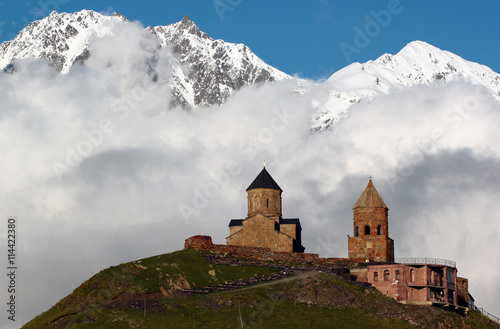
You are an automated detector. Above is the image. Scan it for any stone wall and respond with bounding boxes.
[226,214,295,252]
[348,235,394,262]
[185,235,362,268]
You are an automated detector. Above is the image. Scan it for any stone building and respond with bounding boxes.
[347,179,466,311]
[189,172,474,313]
[226,166,304,253]
[366,259,459,306]
[348,179,394,262]
[457,277,475,309]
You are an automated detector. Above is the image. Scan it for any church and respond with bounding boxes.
[225,165,395,261]
[222,166,467,309]
[226,166,305,252]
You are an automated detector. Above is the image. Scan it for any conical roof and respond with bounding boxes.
[353,179,388,209]
[246,167,282,192]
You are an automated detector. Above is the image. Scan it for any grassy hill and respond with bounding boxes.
[22,249,498,329]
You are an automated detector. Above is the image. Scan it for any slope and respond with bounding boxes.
[0,10,289,108]
[312,41,500,130]
[22,249,498,329]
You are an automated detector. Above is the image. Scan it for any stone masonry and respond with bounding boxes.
[226,167,304,252]
[348,179,394,262]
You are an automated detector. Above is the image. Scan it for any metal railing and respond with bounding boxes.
[474,306,500,325]
[395,257,456,268]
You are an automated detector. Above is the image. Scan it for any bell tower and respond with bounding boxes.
[348,179,394,262]
[246,166,282,221]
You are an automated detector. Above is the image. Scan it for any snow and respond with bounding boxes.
[312,40,500,131]
[0,12,499,130]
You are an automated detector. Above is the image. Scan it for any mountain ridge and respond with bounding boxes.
[312,40,500,130]
[0,10,289,108]
[1,10,499,129]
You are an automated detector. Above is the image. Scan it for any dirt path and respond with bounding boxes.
[236,270,320,291]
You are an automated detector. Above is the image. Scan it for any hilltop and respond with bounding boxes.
[22,248,498,329]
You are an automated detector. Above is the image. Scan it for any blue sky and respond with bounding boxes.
[0,0,499,79]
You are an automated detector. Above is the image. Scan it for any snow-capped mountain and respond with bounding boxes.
[0,10,125,73]
[1,11,499,128]
[312,41,500,130]
[148,15,290,107]
[0,10,289,108]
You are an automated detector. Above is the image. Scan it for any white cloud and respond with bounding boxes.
[1,22,499,326]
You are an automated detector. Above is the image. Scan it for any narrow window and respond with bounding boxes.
[384,270,390,281]
[354,226,359,237]
[267,198,269,207]
[364,225,370,235]
[410,269,415,282]
[374,272,378,282]
[396,270,400,280]
[377,225,382,235]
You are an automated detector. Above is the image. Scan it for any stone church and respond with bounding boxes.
[192,167,469,311]
[348,179,395,262]
[226,166,305,252]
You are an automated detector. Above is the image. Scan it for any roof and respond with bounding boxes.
[280,218,302,230]
[353,179,388,210]
[228,219,244,227]
[228,218,301,228]
[246,167,282,191]
[280,218,300,225]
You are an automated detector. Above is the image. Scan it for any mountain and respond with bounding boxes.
[0,10,125,73]
[312,41,500,130]
[21,248,496,328]
[148,15,290,107]
[1,11,499,129]
[0,10,289,108]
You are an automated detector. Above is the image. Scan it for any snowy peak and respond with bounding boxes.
[148,16,290,107]
[328,41,500,95]
[313,41,500,131]
[0,10,126,73]
[0,10,289,108]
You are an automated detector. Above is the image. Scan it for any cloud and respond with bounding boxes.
[1,22,499,326]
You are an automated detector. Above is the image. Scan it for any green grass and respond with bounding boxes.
[54,288,416,329]
[22,249,498,329]
[22,249,280,329]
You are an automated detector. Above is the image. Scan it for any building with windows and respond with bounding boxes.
[222,167,471,310]
[226,166,305,253]
[348,179,394,262]
[366,259,458,306]
[347,179,467,311]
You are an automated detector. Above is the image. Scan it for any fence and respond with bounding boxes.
[474,306,500,325]
[395,257,456,268]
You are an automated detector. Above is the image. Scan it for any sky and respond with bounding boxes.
[0,1,500,328]
[0,0,499,79]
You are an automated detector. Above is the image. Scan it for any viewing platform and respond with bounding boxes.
[395,257,456,269]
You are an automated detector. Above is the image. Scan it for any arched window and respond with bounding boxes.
[410,269,415,282]
[384,270,390,281]
[364,225,370,235]
[374,272,378,282]
[377,225,382,235]
[396,270,400,280]
[354,226,359,237]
